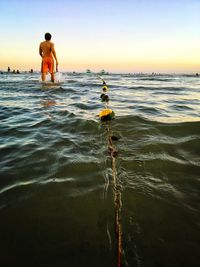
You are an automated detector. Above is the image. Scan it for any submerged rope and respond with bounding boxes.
[98,77,123,266]
[108,127,122,267]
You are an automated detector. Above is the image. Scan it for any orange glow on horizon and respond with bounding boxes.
[1,41,199,74]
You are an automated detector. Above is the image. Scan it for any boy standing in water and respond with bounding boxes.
[39,33,58,82]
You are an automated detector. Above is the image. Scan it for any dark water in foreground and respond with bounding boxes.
[0,72,200,267]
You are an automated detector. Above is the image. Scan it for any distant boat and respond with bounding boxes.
[86,69,91,74]
[99,69,109,75]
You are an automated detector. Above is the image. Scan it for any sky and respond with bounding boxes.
[0,0,200,73]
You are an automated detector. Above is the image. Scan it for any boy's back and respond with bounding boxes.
[39,41,54,57]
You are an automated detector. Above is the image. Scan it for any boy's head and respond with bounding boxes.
[45,32,52,41]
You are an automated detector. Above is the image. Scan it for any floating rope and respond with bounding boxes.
[98,77,122,267]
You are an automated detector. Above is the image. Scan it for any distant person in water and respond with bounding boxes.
[8,67,10,72]
[39,32,58,82]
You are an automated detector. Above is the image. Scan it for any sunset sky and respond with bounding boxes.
[0,0,200,73]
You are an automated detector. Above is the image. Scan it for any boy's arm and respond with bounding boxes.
[51,43,58,66]
[39,43,43,57]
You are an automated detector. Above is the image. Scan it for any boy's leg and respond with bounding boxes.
[42,72,46,81]
[41,61,46,81]
[50,59,55,82]
[51,72,55,82]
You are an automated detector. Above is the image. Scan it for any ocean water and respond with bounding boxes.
[0,72,200,267]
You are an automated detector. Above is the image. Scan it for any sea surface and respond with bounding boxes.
[0,72,200,267]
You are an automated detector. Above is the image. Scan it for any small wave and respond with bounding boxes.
[0,180,37,195]
[169,104,193,111]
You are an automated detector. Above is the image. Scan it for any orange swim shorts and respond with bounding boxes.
[41,56,54,73]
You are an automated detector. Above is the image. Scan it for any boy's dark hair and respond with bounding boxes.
[45,33,51,41]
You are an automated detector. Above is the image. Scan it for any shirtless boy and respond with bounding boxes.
[39,33,58,82]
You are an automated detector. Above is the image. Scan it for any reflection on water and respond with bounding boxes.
[41,99,56,107]
[0,72,200,267]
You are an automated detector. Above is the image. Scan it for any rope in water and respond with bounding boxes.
[108,128,122,267]
[98,76,123,267]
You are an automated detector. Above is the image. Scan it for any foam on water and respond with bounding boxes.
[38,71,65,84]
